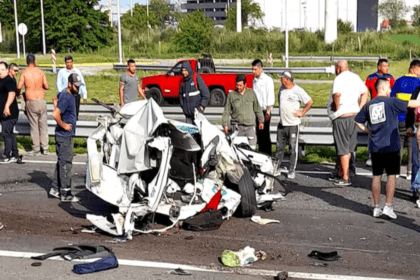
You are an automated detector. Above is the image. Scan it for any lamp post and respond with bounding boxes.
[285,0,288,68]
[14,0,20,58]
[41,0,46,55]
[236,0,241,32]
[117,0,122,64]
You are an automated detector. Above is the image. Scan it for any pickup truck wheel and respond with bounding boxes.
[146,87,163,105]
[197,66,213,74]
[209,88,226,107]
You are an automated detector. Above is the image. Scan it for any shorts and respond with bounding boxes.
[333,116,357,156]
[371,151,400,176]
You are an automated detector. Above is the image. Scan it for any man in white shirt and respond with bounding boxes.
[276,71,313,179]
[56,55,87,120]
[252,59,275,155]
[328,60,369,186]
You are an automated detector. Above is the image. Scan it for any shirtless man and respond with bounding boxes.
[17,53,50,155]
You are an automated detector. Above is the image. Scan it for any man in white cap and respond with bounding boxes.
[276,71,313,179]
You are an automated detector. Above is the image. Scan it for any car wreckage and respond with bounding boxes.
[85,99,286,240]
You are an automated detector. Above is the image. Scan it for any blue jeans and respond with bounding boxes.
[51,136,74,197]
[1,118,18,158]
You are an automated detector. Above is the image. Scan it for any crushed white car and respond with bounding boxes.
[85,99,286,239]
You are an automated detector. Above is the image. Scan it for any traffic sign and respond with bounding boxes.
[18,23,28,36]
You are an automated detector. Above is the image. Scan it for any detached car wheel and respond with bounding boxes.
[209,88,227,107]
[146,87,164,105]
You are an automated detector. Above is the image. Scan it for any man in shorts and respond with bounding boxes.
[355,77,420,219]
[328,60,369,186]
[222,74,264,149]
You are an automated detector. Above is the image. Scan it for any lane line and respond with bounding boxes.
[0,249,405,280]
[21,160,85,165]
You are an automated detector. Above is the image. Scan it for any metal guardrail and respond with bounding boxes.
[281,55,387,62]
[1,105,367,146]
[113,64,336,75]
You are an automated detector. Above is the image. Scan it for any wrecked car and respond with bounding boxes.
[85,99,285,240]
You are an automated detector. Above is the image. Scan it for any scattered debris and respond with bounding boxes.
[185,236,194,240]
[276,271,289,280]
[31,262,42,267]
[83,100,284,239]
[169,268,192,276]
[0,222,3,230]
[251,216,280,225]
[73,253,118,274]
[221,246,266,267]
[308,250,340,261]
[310,262,328,267]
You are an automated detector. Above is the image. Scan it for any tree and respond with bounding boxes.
[121,4,158,33]
[412,5,420,27]
[173,10,214,53]
[224,0,264,31]
[0,0,113,53]
[377,0,409,28]
[150,0,171,28]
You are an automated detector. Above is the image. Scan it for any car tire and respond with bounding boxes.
[197,66,213,74]
[209,88,227,107]
[146,87,163,105]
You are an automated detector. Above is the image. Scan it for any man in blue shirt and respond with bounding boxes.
[49,73,80,203]
[56,56,87,120]
[355,78,420,219]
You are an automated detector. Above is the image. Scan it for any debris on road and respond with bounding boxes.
[308,250,340,261]
[276,271,289,280]
[0,222,3,230]
[169,268,192,276]
[83,99,284,239]
[221,246,266,267]
[251,215,280,225]
[31,262,42,267]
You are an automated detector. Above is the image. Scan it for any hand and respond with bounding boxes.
[264,112,270,122]
[64,123,72,132]
[407,127,414,137]
[331,102,337,112]
[294,110,304,117]
[3,107,10,117]
[258,122,264,130]
[200,106,204,112]
[224,126,229,134]
[83,99,87,105]
[120,101,124,107]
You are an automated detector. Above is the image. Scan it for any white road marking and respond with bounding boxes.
[0,249,405,280]
[22,160,85,165]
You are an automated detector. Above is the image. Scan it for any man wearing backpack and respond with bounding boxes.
[179,61,209,124]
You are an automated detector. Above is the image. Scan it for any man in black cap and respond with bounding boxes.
[49,73,80,202]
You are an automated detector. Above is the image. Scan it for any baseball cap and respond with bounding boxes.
[68,73,82,87]
[281,70,294,82]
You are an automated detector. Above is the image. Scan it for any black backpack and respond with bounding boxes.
[182,208,226,231]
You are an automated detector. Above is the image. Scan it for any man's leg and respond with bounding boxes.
[56,136,74,198]
[1,119,13,159]
[288,125,299,173]
[74,94,81,121]
[240,126,257,150]
[411,137,418,183]
[275,123,287,167]
[385,176,396,205]
[50,135,61,198]
[38,100,49,153]
[26,100,41,153]
[371,176,382,206]
[408,135,413,179]
[256,111,272,155]
[340,153,351,181]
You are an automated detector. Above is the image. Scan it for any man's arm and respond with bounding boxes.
[3,91,16,117]
[137,84,146,99]
[52,107,72,131]
[355,122,371,134]
[197,76,209,110]
[16,72,25,96]
[295,99,313,117]
[119,79,125,106]
[359,90,369,109]
[253,94,264,129]
[75,69,87,104]
[265,77,275,121]
[332,93,341,111]
[42,73,49,91]
[56,70,66,93]
[221,94,232,133]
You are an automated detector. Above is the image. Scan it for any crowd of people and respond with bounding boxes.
[1,56,420,221]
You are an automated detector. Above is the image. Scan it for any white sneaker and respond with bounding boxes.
[0,157,18,164]
[365,158,372,167]
[287,171,295,179]
[383,205,397,219]
[373,207,382,218]
[407,173,412,181]
[416,199,420,209]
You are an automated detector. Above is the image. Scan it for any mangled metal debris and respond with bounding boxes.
[85,99,286,239]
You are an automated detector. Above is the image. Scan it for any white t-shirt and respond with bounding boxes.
[278,84,312,126]
[327,71,368,120]
[253,72,275,110]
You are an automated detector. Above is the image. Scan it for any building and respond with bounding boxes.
[180,0,237,25]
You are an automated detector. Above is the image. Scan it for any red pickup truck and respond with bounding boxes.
[141,58,254,106]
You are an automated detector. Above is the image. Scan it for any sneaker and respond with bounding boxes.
[383,205,397,219]
[49,188,60,199]
[373,207,383,218]
[328,174,341,182]
[60,195,79,203]
[396,174,400,178]
[365,158,372,167]
[416,199,420,209]
[334,178,352,186]
[274,166,287,177]
[0,222,3,230]
[42,150,49,155]
[287,171,295,179]
[0,157,18,164]
[407,173,412,181]
[26,150,41,156]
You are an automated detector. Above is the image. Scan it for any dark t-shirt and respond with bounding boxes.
[355,97,407,153]
[0,76,19,121]
[55,89,76,137]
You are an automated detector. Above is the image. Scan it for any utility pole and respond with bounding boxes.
[285,0,288,68]
[147,0,150,38]
[131,0,133,17]
[324,0,337,44]
[117,0,122,64]
[236,0,242,32]
[14,0,20,58]
[41,0,46,55]
[318,0,321,31]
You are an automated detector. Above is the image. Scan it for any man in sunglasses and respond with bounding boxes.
[8,63,19,81]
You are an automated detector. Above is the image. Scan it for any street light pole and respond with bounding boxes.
[236,0,241,32]
[131,0,133,17]
[41,0,46,55]
[285,0,288,68]
[117,0,122,64]
[14,0,20,58]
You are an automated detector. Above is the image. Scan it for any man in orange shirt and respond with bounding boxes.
[17,54,50,155]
